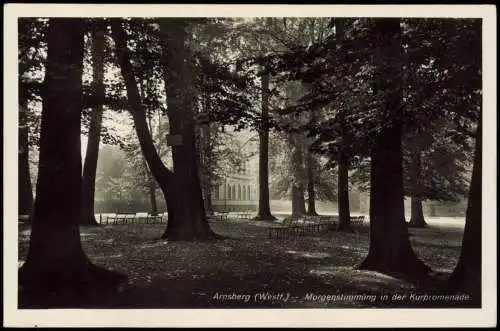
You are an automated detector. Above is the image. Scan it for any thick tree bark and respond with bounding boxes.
[448,121,481,306]
[254,70,276,221]
[160,19,216,240]
[111,19,216,240]
[291,185,305,218]
[408,150,427,227]
[80,20,105,226]
[19,100,34,218]
[358,19,430,278]
[337,151,352,232]
[19,19,125,293]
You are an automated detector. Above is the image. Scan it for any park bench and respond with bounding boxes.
[143,212,165,224]
[101,213,135,225]
[115,213,137,224]
[100,212,166,225]
[208,211,229,222]
[99,213,115,224]
[268,226,291,239]
[235,210,252,220]
[268,217,335,239]
[216,211,229,221]
[350,215,365,226]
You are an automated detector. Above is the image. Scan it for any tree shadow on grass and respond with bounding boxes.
[18,220,473,309]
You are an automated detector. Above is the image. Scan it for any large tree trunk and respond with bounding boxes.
[80,20,105,226]
[448,121,481,306]
[160,19,216,240]
[337,151,352,232]
[19,100,34,218]
[358,19,430,278]
[408,151,427,227]
[19,19,125,294]
[111,19,216,241]
[254,70,276,221]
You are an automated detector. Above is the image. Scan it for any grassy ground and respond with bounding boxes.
[18,217,471,309]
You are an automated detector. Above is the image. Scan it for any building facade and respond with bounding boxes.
[211,159,258,212]
[210,126,259,212]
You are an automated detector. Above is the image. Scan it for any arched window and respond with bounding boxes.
[232,184,236,200]
[247,186,251,200]
[227,184,231,200]
[242,185,246,200]
[238,184,241,200]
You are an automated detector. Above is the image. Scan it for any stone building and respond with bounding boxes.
[210,128,259,212]
[211,159,258,212]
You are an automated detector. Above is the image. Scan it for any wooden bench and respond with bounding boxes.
[268,218,336,239]
[116,213,137,224]
[100,212,166,225]
[268,226,290,239]
[350,215,365,226]
[215,211,229,221]
[100,213,115,224]
[101,213,136,225]
[143,212,165,224]
[235,211,252,220]
[208,211,229,222]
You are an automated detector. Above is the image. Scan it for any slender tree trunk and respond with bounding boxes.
[19,100,34,218]
[254,70,276,221]
[448,121,481,306]
[296,137,306,215]
[198,121,214,216]
[149,177,158,216]
[291,185,301,217]
[334,17,351,232]
[358,19,430,278]
[146,114,158,216]
[111,19,216,240]
[305,24,318,217]
[337,151,352,232]
[408,150,427,227]
[19,19,125,294]
[290,133,306,217]
[80,20,105,226]
[306,150,318,216]
[297,185,306,215]
[305,109,317,216]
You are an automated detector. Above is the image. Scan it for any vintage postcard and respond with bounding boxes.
[3,3,497,328]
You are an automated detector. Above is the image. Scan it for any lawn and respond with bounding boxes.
[17,216,470,309]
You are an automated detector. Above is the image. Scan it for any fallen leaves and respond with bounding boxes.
[17,218,464,308]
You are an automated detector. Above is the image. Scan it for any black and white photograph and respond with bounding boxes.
[3,4,497,328]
